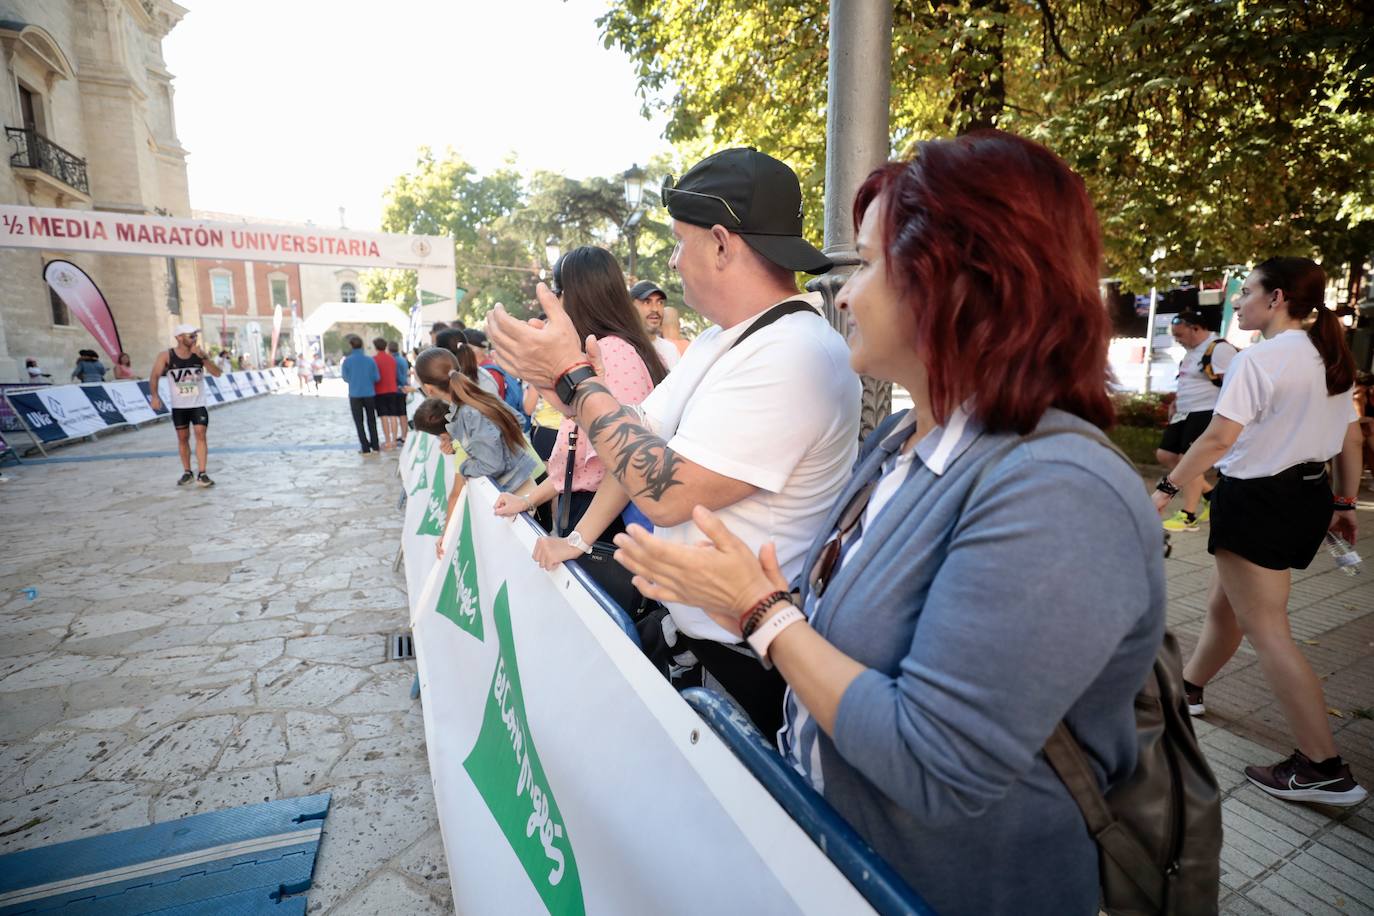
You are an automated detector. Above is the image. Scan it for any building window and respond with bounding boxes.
[48,285,69,325]
[166,257,181,315]
[269,276,289,309]
[340,282,357,303]
[210,271,233,306]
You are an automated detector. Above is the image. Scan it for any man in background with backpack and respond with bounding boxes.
[464,328,529,431]
[1157,309,1238,533]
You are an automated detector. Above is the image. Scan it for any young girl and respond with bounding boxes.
[412,347,538,554]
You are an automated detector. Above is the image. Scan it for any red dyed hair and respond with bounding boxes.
[854,131,1115,433]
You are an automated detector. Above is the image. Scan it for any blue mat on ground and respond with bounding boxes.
[0,793,331,916]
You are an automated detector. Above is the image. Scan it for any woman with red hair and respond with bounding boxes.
[612,131,1167,913]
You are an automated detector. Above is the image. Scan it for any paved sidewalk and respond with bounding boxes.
[1162,487,1374,915]
[0,383,451,914]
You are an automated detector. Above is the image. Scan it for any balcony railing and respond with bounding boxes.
[6,126,89,196]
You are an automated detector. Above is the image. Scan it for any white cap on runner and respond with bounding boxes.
[172,324,200,337]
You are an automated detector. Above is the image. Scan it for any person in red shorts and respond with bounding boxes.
[372,337,399,450]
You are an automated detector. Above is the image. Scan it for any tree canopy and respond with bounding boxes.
[364,148,705,329]
[599,0,1373,288]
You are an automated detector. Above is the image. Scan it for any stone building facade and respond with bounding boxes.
[0,0,197,382]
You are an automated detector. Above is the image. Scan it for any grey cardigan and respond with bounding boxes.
[794,408,1165,915]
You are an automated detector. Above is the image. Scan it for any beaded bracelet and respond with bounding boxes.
[1334,496,1357,511]
[1155,476,1180,497]
[740,591,792,639]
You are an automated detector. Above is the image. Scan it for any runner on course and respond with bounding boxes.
[149,324,223,487]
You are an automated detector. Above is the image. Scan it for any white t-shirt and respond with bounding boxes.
[1174,336,1236,416]
[1214,330,1356,479]
[652,336,681,371]
[640,301,861,642]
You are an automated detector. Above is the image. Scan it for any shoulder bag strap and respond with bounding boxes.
[728,300,818,352]
[1043,724,1166,907]
[555,428,578,537]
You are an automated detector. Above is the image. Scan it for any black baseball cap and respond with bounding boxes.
[1170,309,1210,329]
[461,328,490,349]
[628,280,665,301]
[662,148,832,275]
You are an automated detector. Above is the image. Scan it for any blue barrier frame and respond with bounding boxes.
[682,687,938,916]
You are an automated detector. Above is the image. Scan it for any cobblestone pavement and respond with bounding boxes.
[1161,482,1374,915]
[0,382,451,915]
[1,386,1371,914]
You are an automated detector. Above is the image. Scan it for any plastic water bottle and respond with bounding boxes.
[1325,533,1362,576]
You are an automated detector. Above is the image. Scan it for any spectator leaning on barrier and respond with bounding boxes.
[488,147,860,735]
[611,131,1167,915]
[71,349,107,383]
[412,347,539,556]
[629,279,681,371]
[149,324,223,487]
[1157,309,1237,532]
[341,334,380,455]
[114,352,137,380]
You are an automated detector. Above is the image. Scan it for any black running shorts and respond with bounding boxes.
[1158,410,1213,455]
[1208,463,1331,570]
[171,406,209,429]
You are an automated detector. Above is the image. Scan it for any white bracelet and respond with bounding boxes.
[746,605,806,667]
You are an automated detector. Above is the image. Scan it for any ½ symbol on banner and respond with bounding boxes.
[436,500,483,641]
[416,454,447,536]
[463,584,584,915]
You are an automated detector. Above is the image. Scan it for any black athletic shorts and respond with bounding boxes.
[1208,463,1331,570]
[171,406,209,429]
[382,392,406,417]
[1159,410,1213,455]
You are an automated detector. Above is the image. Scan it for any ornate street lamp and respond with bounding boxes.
[622,164,646,212]
[622,164,647,280]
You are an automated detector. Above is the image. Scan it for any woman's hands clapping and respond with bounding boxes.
[613,506,788,637]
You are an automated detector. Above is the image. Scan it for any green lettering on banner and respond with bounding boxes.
[411,432,433,472]
[435,500,483,641]
[415,454,447,536]
[464,585,584,915]
[409,462,429,495]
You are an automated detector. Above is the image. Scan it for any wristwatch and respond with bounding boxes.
[565,531,594,555]
[554,364,597,407]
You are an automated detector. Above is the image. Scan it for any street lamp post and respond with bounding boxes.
[622,163,646,281]
[545,237,561,275]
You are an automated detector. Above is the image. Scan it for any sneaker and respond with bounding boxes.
[1245,750,1369,806]
[1184,682,1205,717]
[197,472,215,488]
[1196,499,1211,523]
[1162,510,1199,532]
[177,471,194,486]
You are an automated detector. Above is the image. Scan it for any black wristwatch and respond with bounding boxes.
[554,364,597,407]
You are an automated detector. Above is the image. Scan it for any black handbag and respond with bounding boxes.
[554,428,647,617]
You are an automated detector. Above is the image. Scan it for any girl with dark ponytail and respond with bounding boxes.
[1154,256,1365,808]
[412,347,539,553]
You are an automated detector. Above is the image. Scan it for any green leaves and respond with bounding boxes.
[600,0,1371,286]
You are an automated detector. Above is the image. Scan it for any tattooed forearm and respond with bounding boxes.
[576,380,685,502]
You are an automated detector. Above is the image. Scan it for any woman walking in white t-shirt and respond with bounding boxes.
[1154,256,1364,807]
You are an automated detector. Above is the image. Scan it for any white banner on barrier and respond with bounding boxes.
[105,382,158,424]
[33,386,105,438]
[410,479,875,916]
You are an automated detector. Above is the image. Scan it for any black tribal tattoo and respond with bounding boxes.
[573,381,685,502]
